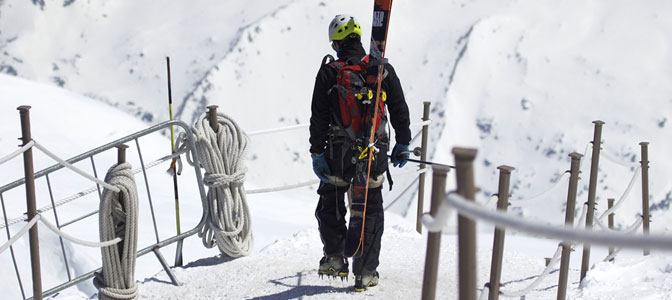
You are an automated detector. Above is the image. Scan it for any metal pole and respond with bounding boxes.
[1,192,27,300]
[454,147,478,300]
[18,106,42,300]
[166,56,183,267]
[116,144,128,164]
[420,165,450,300]
[45,174,72,281]
[557,152,582,300]
[135,139,160,243]
[488,165,514,300]
[152,247,180,286]
[640,142,650,256]
[580,120,604,281]
[207,105,219,132]
[404,157,455,169]
[608,198,615,261]
[417,101,431,234]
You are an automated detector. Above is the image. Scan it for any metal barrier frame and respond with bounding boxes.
[0,120,207,300]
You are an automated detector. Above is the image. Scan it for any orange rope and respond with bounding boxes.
[352,62,387,257]
[351,1,393,257]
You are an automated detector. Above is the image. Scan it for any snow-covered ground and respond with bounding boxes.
[2,0,672,299]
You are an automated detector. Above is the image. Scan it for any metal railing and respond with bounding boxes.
[0,107,207,300]
[419,120,655,300]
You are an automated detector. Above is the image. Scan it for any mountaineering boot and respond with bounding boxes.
[318,256,349,280]
[354,270,379,292]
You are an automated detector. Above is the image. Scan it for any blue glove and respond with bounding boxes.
[311,152,331,183]
[391,143,409,168]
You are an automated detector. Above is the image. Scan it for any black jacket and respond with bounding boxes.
[309,42,411,155]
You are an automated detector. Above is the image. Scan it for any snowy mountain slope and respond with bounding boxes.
[4,0,671,228]
[433,0,672,232]
[171,0,672,232]
[2,0,672,299]
[0,49,669,300]
[0,0,293,122]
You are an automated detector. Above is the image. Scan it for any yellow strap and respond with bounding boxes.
[358,147,368,160]
[358,147,376,161]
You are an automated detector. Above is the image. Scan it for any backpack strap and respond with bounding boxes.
[322,54,335,66]
[386,167,393,191]
[329,110,358,143]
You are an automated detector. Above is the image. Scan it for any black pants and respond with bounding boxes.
[315,139,388,275]
[315,182,384,275]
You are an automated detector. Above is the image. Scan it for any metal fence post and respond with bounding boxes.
[453,147,478,300]
[580,120,604,281]
[608,198,615,261]
[207,105,219,132]
[416,101,431,234]
[420,165,450,300]
[557,152,583,300]
[116,144,128,164]
[640,142,650,256]
[18,106,42,300]
[488,165,514,300]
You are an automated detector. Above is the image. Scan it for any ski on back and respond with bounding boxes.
[344,0,393,258]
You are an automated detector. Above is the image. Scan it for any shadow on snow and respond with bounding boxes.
[247,271,360,300]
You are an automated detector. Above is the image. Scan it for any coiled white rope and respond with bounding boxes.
[93,162,139,300]
[181,112,253,258]
[0,141,34,166]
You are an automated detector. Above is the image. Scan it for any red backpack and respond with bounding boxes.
[326,55,387,141]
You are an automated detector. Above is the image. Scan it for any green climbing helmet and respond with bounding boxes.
[328,14,362,42]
